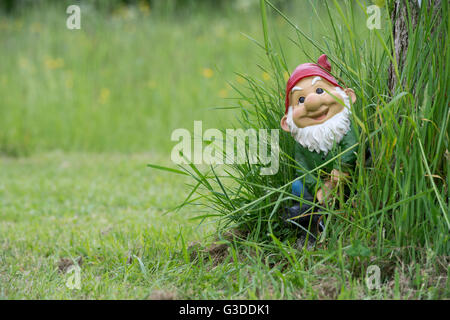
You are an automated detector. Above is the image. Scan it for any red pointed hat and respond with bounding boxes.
[284,54,342,114]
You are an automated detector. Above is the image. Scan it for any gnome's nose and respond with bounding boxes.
[304,93,322,112]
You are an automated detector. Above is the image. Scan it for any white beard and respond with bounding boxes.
[286,87,352,155]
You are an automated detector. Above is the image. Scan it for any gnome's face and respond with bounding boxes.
[281,76,356,129]
[280,76,357,154]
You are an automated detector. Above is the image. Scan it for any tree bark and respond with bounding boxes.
[388,0,419,93]
[388,0,441,93]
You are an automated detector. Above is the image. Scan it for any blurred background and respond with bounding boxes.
[4,1,448,300]
[0,0,320,157]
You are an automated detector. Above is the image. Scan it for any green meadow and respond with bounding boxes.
[0,0,448,299]
[0,1,305,155]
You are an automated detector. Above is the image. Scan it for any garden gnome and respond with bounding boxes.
[280,54,358,232]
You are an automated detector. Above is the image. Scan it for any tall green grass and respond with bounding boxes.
[153,0,449,283]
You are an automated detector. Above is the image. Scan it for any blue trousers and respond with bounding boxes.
[290,180,324,231]
[292,180,313,200]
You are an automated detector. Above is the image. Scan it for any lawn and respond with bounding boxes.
[2,152,446,299]
[0,0,448,300]
[0,152,212,299]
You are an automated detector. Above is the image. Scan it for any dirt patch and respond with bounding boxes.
[101,226,113,235]
[383,261,449,299]
[205,243,229,265]
[147,289,177,300]
[295,233,317,251]
[221,228,248,241]
[187,241,202,261]
[57,256,83,273]
[312,277,340,299]
[186,228,249,266]
[188,241,230,266]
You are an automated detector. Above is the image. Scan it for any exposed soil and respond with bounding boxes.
[57,256,83,273]
[147,289,177,300]
[188,241,230,266]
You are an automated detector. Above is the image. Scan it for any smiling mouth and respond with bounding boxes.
[311,109,329,121]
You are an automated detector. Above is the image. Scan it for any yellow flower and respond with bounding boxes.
[45,57,64,70]
[113,5,133,20]
[219,89,228,98]
[14,20,23,31]
[99,88,110,104]
[138,1,151,15]
[65,70,74,88]
[65,77,73,89]
[374,0,385,8]
[147,80,156,89]
[202,68,214,79]
[236,75,245,84]
[283,71,290,81]
[276,15,285,26]
[262,72,270,81]
[30,22,42,33]
[18,57,30,69]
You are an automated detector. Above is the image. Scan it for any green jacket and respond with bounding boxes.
[294,124,359,192]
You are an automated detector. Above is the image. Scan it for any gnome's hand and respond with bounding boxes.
[330,169,349,184]
[316,180,334,204]
[317,170,350,204]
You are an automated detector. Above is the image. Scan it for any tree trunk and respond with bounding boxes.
[388,0,419,93]
[388,0,441,93]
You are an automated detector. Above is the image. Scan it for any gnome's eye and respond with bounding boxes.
[316,88,324,94]
[298,97,305,104]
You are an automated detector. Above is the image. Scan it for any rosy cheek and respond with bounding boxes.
[326,91,340,104]
[292,106,306,118]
